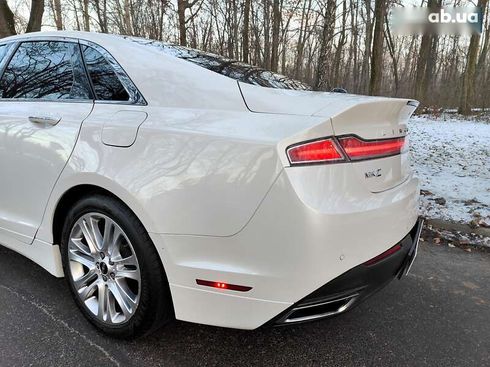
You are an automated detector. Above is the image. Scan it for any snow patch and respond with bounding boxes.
[409,115,490,227]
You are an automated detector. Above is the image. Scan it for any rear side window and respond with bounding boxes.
[0,41,92,100]
[82,45,129,101]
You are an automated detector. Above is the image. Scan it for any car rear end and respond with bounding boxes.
[135,46,423,328]
[266,97,422,324]
[158,92,422,330]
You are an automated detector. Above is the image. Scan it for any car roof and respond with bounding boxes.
[0,31,249,110]
[1,30,124,44]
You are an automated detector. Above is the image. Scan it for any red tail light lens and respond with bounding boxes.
[338,136,406,161]
[287,138,345,165]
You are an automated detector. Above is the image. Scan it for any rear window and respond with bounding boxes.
[127,38,311,91]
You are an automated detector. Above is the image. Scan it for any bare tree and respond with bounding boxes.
[314,0,336,90]
[243,0,251,63]
[0,0,44,36]
[26,0,45,33]
[49,0,63,30]
[270,0,280,71]
[177,0,203,46]
[0,0,16,37]
[459,0,488,114]
[369,0,386,96]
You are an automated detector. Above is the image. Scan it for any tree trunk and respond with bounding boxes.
[0,0,16,37]
[413,0,440,107]
[314,0,336,90]
[476,3,490,74]
[331,0,347,87]
[82,0,90,31]
[294,0,307,78]
[369,0,385,96]
[123,0,132,35]
[459,0,488,114]
[384,14,399,96]
[270,0,280,72]
[26,0,45,33]
[177,0,187,46]
[263,0,271,69]
[243,0,251,63]
[51,0,63,30]
[361,0,373,94]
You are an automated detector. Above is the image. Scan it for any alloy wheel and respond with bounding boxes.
[67,212,141,324]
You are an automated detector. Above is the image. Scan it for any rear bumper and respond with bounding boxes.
[151,168,420,329]
[272,218,423,325]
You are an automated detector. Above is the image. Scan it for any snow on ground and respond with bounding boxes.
[409,114,490,227]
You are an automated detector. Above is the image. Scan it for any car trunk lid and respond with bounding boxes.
[328,99,417,192]
[238,82,419,193]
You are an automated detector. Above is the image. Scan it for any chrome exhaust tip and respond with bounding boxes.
[277,293,359,325]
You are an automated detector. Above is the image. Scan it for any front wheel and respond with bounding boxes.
[61,194,173,338]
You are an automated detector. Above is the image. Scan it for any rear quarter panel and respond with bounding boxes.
[37,106,328,242]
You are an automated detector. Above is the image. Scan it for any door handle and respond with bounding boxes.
[28,116,61,126]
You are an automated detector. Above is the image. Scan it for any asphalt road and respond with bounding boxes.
[0,240,489,367]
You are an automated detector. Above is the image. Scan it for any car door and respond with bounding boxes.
[0,39,94,245]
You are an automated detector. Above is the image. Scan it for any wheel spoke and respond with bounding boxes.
[107,289,117,322]
[113,254,137,267]
[73,268,97,290]
[97,282,109,321]
[100,218,113,253]
[80,217,99,255]
[68,250,95,269]
[78,278,99,301]
[88,216,104,251]
[70,237,91,256]
[108,281,136,319]
[116,268,139,281]
[107,226,123,258]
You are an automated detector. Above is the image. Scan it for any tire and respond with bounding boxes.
[60,194,174,338]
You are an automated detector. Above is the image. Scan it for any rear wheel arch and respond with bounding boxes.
[53,185,120,247]
[52,184,170,285]
[52,184,153,248]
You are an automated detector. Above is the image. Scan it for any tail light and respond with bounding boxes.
[286,138,345,165]
[338,136,406,161]
[287,135,406,165]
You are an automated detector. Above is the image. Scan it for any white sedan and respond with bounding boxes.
[0,31,421,338]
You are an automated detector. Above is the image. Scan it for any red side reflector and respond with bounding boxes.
[287,138,344,165]
[196,279,252,292]
[338,136,406,161]
[363,244,402,266]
